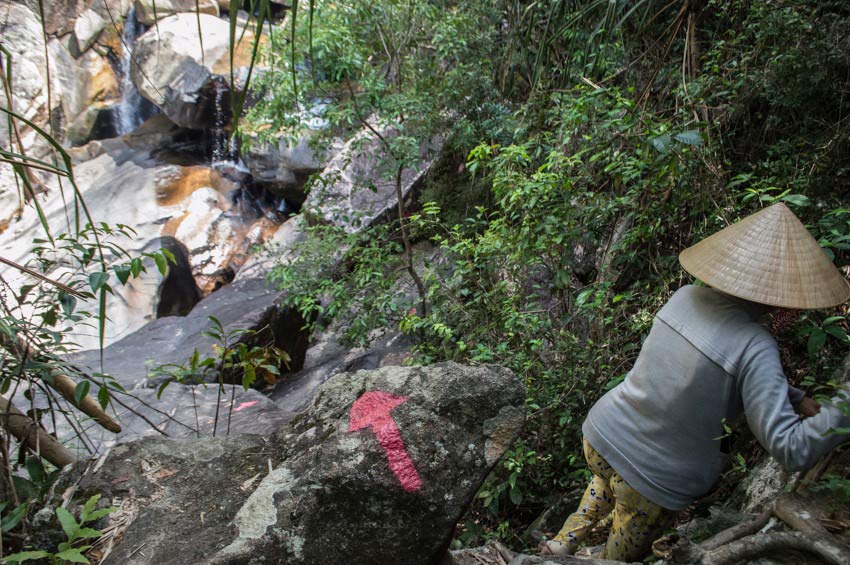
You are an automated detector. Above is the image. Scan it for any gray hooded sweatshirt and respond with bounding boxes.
[583,285,850,510]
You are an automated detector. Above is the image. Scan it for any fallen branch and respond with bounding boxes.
[684,531,849,565]
[0,396,74,468]
[697,507,771,551]
[671,494,850,565]
[0,333,121,434]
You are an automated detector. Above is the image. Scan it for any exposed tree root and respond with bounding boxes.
[669,494,850,565]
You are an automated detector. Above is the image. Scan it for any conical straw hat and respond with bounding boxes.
[679,202,850,309]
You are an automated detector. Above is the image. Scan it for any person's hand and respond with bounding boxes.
[795,396,821,419]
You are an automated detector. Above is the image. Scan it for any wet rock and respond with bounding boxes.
[217,0,289,19]
[0,135,275,349]
[59,362,525,565]
[134,0,220,25]
[131,13,262,130]
[303,121,443,233]
[242,132,329,205]
[152,236,202,317]
[67,276,310,389]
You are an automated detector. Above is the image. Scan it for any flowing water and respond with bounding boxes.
[117,9,144,135]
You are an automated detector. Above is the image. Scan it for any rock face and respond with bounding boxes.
[303,123,443,232]
[134,0,220,26]
[0,1,125,154]
[0,117,280,349]
[68,276,310,389]
[62,363,525,564]
[131,13,261,129]
[73,9,107,53]
[242,132,329,206]
[0,1,51,151]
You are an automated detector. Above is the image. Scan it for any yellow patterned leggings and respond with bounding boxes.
[551,439,674,562]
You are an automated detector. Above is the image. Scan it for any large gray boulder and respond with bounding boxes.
[134,0,219,25]
[60,363,525,564]
[131,13,260,129]
[303,122,443,233]
[73,9,107,53]
[67,275,310,390]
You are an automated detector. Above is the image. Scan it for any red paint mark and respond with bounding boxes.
[349,391,422,492]
[233,401,259,412]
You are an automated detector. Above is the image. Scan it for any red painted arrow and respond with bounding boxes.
[348,391,422,492]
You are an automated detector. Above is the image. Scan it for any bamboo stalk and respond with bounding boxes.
[0,396,74,468]
[47,372,121,434]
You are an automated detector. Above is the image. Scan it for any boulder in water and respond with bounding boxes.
[131,13,261,130]
[57,362,525,564]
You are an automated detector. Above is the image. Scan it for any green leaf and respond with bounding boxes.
[242,365,256,389]
[509,486,522,505]
[781,194,811,207]
[53,547,92,563]
[153,253,168,276]
[673,130,703,146]
[808,330,827,358]
[82,507,114,522]
[160,248,176,265]
[113,264,131,285]
[80,495,100,522]
[824,325,848,341]
[59,292,77,316]
[1,550,51,562]
[1,503,27,533]
[74,527,103,539]
[97,386,110,410]
[130,257,143,278]
[651,133,671,153]
[25,457,46,485]
[55,506,79,541]
[74,381,91,406]
[88,272,108,293]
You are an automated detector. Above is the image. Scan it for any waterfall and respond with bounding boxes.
[211,80,229,163]
[117,9,143,135]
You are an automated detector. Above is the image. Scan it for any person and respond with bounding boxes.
[540,202,850,561]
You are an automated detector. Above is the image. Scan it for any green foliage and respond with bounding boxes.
[150,316,290,436]
[3,494,114,564]
[242,0,504,154]
[811,474,850,506]
[268,222,414,348]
